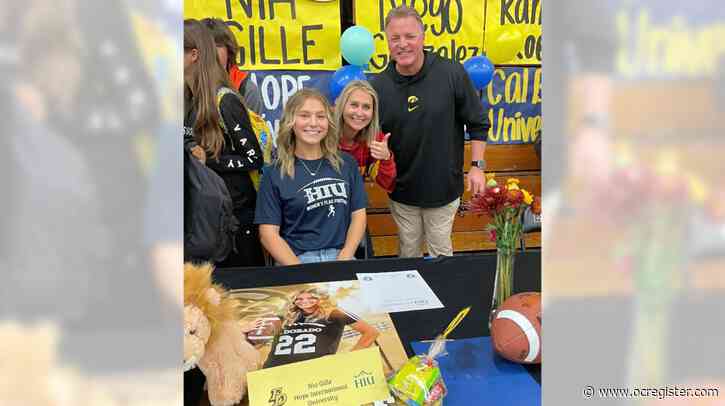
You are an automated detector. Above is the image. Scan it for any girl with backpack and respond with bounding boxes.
[200,17,264,116]
[254,89,368,265]
[184,19,265,267]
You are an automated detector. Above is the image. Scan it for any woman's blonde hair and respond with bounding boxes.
[184,19,233,160]
[334,80,381,145]
[275,88,341,178]
[282,288,333,328]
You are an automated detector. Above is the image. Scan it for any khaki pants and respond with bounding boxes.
[389,198,460,258]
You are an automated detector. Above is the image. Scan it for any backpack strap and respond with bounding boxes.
[216,86,236,135]
[238,74,249,95]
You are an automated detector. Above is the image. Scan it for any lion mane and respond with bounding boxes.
[184,262,238,334]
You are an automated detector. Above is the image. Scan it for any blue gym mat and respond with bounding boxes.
[410,336,541,405]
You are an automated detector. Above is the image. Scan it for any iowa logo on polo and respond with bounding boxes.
[407,95,420,112]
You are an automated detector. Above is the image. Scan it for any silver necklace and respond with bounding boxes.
[299,158,324,176]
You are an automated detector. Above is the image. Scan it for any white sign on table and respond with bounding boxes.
[356,270,444,313]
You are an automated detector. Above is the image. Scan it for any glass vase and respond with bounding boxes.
[489,247,516,328]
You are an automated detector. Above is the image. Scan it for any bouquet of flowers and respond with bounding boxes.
[464,174,541,324]
[590,152,706,389]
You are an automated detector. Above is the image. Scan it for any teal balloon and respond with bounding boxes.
[340,25,374,66]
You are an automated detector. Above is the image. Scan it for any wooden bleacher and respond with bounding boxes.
[367,142,541,256]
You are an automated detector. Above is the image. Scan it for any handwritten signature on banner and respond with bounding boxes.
[482,66,541,144]
[246,68,539,145]
[356,0,485,72]
[484,0,542,65]
[184,0,341,70]
[614,1,725,79]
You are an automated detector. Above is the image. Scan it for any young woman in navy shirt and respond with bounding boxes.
[255,89,367,265]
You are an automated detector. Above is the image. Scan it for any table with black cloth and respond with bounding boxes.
[213,251,541,383]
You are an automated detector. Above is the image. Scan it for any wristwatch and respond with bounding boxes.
[471,159,486,170]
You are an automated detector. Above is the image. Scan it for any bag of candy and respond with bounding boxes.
[387,307,470,406]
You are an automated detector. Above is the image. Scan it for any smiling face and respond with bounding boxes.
[294,292,320,313]
[293,97,329,150]
[342,89,374,138]
[385,16,425,75]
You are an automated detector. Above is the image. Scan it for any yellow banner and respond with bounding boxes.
[355,0,485,73]
[184,0,341,71]
[484,0,542,65]
[247,347,390,406]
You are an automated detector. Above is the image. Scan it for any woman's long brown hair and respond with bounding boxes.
[184,19,232,159]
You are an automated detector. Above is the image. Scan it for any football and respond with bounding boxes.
[490,292,541,364]
[245,317,282,344]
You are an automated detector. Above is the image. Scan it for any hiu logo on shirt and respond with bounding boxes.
[299,178,348,212]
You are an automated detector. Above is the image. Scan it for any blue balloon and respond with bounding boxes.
[340,25,375,66]
[463,56,495,89]
[329,65,367,101]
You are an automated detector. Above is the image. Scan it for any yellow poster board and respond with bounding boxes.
[247,347,390,406]
[355,0,485,73]
[184,0,341,70]
[484,0,542,65]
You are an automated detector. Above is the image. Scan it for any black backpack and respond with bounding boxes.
[184,148,239,263]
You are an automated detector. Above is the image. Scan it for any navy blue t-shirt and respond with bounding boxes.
[254,153,367,255]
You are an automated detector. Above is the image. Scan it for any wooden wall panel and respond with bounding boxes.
[467,143,540,172]
[371,232,541,257]
[610,82,723,134]
[368,211,494,236]
[363,141,541,255]
[367,173,540,210]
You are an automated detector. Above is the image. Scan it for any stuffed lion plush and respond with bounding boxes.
[184,262,261,406]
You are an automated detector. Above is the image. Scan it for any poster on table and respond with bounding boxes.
[229,280,409,374]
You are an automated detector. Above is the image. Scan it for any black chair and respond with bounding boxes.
[355,229,374,260]
[520,206,541,252]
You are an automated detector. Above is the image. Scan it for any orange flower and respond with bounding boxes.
[531,196,542,215]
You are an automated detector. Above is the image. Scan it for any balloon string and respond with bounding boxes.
[442,307,471,339]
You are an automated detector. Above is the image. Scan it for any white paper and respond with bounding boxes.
[356,270,444,313]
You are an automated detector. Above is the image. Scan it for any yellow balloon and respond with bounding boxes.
[486,26,525,64]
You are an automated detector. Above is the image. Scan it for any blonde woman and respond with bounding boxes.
[263,288,379,368]
[254,89,367,265]
[334,80,396,193]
